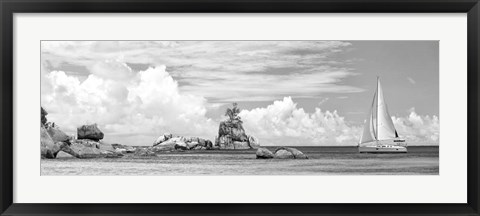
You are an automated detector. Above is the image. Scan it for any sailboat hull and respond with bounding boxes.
[358,145,407,153]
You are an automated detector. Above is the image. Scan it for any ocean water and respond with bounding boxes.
[41,146,439,176]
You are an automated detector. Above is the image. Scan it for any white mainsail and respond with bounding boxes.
[359,77,398,145]
[376,79,397,140]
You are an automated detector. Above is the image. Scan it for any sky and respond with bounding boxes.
[41,41,439,146]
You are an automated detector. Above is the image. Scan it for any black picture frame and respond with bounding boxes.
[1,0,479,215]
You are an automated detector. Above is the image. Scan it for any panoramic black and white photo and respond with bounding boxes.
[40,41,439,175]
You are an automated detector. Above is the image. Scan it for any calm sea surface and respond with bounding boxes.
[41,146,439,175]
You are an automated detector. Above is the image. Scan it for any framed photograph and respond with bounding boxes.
[1,0,479,215]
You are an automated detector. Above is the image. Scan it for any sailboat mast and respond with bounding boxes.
[375,76,379,141]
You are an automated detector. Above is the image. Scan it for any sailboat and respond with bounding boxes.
[358,77,407,153]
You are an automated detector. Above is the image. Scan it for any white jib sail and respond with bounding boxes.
[359,106,376,144]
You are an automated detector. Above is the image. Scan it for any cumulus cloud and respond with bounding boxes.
[41,61,217,146]
[239,98,439,146]
[239,97,360,146]
[392,108,439,144]
[89,59,135,81]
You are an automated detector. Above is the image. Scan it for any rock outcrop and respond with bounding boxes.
[134,148,156,157]
[56,151,75,158]
[41,124,68,159]
[65,142,123,158]
[184,137,213,150]
[40,107,123,159]
[153,133,173,146]
[248,136,260,148]
[255,147,308,159]
[111,144,136,154]
[215,120,260,149]
[153,136,186,151]
[151,134,213,152]
[40,107,71,159]
[77,124,104,141]
[256,148,274,159]
[46,126,70,143]
[273,147,308,159]
[273,148,295,159]
[214,103,260,149]
[60,139,122,158]
[232,141,250,149]
[218,120,248,142]
[71,139,99,148]
[97,142,116,151]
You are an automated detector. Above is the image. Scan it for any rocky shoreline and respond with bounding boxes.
[256,147,308,159]
[41,105,308,160]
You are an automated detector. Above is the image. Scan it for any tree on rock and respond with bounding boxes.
[216,103,260,149]
[41,107,48,126]
[225,102,242,123]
